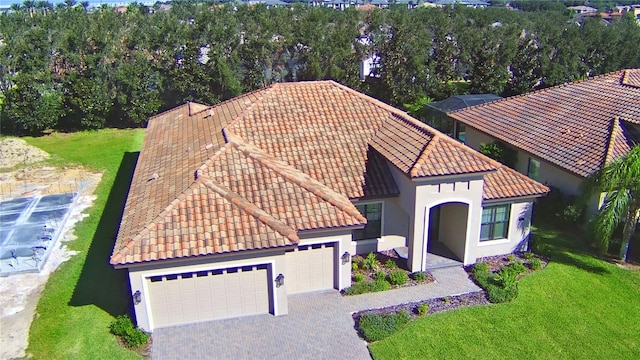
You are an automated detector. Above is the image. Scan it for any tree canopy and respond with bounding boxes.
[1,3,639,134]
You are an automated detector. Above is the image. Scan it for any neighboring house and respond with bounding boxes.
[567,5,598,15]
[111,81,547,331]
[423,94,502,141]
[448,69,640,215]
[427,0,490,8]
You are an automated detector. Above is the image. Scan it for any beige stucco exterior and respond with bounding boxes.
[126,230,353,332]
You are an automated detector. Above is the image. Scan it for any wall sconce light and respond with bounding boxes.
[518,217,525,223]
[341,251,351,265]
[275,274,285,288]
[133,290,141,305]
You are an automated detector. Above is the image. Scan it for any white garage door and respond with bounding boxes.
[285,243,335,294]
[147,265,270,328]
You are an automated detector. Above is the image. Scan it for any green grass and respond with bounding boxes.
[369,224,640,359]
[23,129,145,360]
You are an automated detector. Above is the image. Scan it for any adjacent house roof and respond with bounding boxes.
[428,94,502,113]
[112,81,547,266]
[449,69,640,178]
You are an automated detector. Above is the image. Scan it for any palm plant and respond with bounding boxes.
[582,145,640,262]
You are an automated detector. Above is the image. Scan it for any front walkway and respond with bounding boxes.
[151,267,480,360]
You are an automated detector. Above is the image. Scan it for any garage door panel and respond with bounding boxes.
[285,243,335,294]
[148,265,270,328]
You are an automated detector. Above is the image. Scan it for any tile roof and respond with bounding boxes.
[483,166,550,201]
[449,69,640,178]
[112,81,547,265]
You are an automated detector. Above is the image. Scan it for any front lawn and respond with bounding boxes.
[24,129,145,359]
[369,224,640,359]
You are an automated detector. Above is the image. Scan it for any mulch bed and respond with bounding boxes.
[351,250,435,288]
[352,291,490,328]
[466,252,549,276]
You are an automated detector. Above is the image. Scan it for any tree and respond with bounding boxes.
[581,145,640,262]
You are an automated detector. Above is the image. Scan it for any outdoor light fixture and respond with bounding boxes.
[133,290,141,305]
[275,274,285,288]
[341,251,351,265]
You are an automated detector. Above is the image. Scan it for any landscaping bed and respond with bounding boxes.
[343,250,434,296]
[353,292,489,342]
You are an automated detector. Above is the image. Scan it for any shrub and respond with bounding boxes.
[506,254,516,262]
[388,270,409,286]
[509,261,527,274]
[353,273,365,282]
[417,303,429,316]
[358,311,411,342]
[110,315,149,348]
[374,270,386,282]
[384,259,397,269]
[524,252,534,260]
[530,257,542,270]
[412,271,427,281]
[352,262,359,271]
[472,262,490,274]
[362,252,380,271]
[372,279,391,292]
[494,266,518,288]
[487,284,518,303]
[443,296,451,303]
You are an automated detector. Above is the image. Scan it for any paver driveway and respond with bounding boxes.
[151,266,480,360]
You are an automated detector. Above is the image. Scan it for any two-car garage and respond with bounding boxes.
[136,241,341,330]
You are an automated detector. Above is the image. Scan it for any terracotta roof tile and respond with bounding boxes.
[483,166,550,201]
[449,69,640,178]
[112,81,547,266]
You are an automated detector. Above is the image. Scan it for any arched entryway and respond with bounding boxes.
[427,202,469,269]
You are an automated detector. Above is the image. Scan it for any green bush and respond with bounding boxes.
[417,303,429,316]
[524,252,534,260]
[352,262,359,271]
[494,266,518,288]
[472,262,490,274]
[388,270,409,286]
[374,270,386,282]
[384,259,397,269]
[507,254,516,262]
[362,252,380,271]
[412,271,427,281]
[358,311,411,342]
[110,315,149,348]
[487,284,519,303]
[353,273,365,282]
[530,257,542,270]
[509,261,527,274]
[373,279,391,292]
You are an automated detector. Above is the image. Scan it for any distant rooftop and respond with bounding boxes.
[427,94,503,113]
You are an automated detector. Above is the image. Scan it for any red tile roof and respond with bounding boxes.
[112,81,547,265]
[483,166,550,201]
[449,69,640,178]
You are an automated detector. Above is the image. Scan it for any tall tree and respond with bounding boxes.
[581,145,640,262]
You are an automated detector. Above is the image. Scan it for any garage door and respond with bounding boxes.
[147,265,270,328]
[285,243,335,294]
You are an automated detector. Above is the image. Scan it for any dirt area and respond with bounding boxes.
[0,138,50,169]
[0,141,103,360]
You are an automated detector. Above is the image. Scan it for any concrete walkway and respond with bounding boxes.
[151,266,480,360]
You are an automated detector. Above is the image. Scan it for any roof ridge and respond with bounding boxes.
[448,69,628,114]
[410,136,439,178]
[189,86,272,118]
[147,103,190,122]
[228,137,367,223]
[603,117,620,166]
[198,175,300,243]
[110,180,201,264]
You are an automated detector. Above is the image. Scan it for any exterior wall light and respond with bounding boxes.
[341,251,351,265]
[275,273,285,288]
[133,290,142,305]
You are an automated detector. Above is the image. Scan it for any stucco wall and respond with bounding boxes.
[470,200,533,260]
[351,197,409,255]
[128,231,352,332]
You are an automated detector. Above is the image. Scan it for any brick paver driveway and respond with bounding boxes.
[151,267,480,360]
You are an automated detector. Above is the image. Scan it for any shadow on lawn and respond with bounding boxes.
[531,222,610,275]
[69,152,140,317]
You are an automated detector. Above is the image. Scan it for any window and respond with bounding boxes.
[353,203,382,240]
[480,204,510,241]
[454,122,466,143]
[527,158,540,181]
